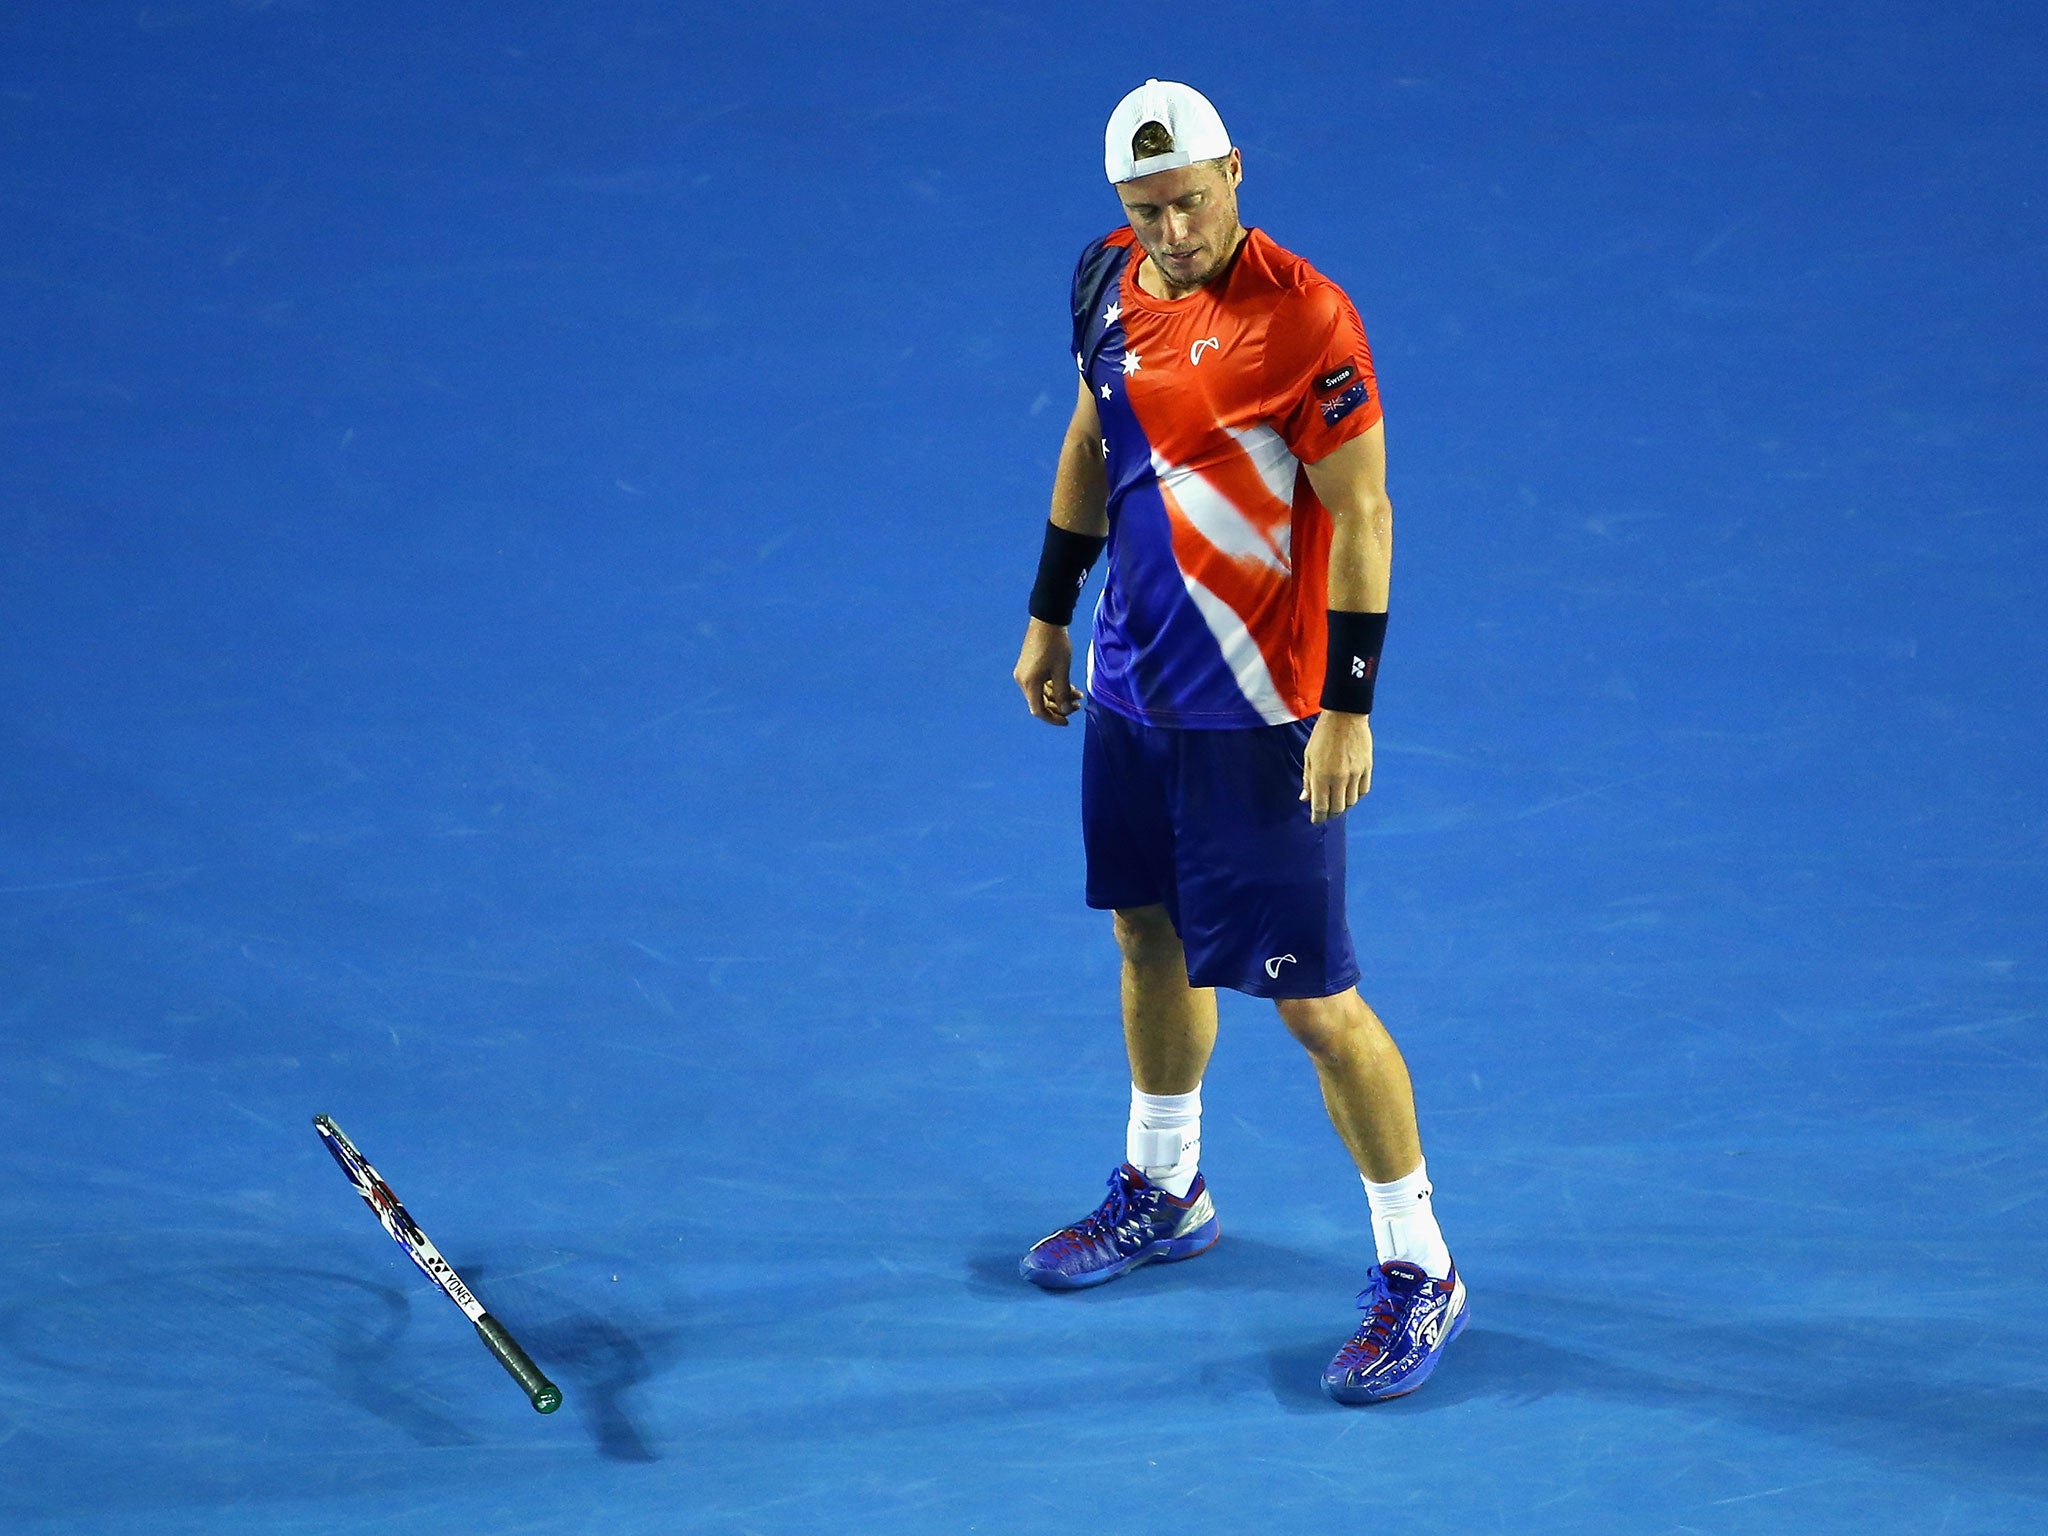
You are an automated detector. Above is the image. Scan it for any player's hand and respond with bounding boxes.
[1013,618,1083,726]
[1301,710,1373,822]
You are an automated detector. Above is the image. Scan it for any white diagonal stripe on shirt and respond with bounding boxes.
[1225,422,1299,506]
[1181,575,1296,725]
[1224,423,1300,564]
[1152,451,1289,573]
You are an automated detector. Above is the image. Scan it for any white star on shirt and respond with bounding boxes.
[1104,301,1122,324]
[1099,382,1112,400]
[1120,350,1142,376]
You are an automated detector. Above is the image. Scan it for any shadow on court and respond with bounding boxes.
[0,1240,684,1488]
[0,1266,511,1451]
[463,1260,684,1464]
[1266,1305,2048,1500]
[964,1228,1352,1303]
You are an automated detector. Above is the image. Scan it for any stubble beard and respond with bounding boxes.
[1152,242,1221,294]
[1146,214,1244,296]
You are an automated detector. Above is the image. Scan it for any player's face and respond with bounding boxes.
[1116,151,1244,295]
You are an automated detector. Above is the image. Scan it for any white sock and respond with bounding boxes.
[1363,1161,1452,1280]
[1127,1084,1202,1198]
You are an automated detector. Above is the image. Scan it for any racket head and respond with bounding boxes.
[313,1114,426,1246]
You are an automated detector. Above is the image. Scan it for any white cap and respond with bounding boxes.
[1104,79,1232,183]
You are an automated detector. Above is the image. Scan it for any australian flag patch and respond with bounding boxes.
[1320,379,1370,426]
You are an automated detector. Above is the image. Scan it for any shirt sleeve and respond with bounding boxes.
[1070,232,1125,369]
[1266,278,1382,463]
[1070,248,1091,359]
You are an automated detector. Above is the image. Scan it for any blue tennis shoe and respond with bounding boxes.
[1321,1259,1468,1403]
[1019,1163,1220,1290]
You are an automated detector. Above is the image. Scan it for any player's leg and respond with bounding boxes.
[1114,902,1216,1097]
[1112,901,1214,1201]
[1017,922,1222,1291]
[1160,715,1466,1400]
[1278,987,1466,1403]
[1018,715,1222,1291]
[1272,988,1420,1184]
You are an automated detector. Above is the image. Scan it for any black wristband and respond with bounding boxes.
[1321,610,1388,714]
[1028,521,1108,626]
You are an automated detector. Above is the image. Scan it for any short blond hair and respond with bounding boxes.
[1131,119,1176,159]
[1130,119,1231,178]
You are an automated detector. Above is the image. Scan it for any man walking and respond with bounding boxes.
[1010,79,1465,1403]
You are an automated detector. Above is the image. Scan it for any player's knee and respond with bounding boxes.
[1275,992,1373,1060]
[1112,906,1181,967]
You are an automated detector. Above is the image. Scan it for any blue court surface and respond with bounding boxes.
[4,3,2045,1532]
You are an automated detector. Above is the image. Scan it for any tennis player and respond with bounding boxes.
[1010,80,1466,1402]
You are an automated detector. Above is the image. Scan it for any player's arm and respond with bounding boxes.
[1299,420,1393,821]
[1013,378,1109,726]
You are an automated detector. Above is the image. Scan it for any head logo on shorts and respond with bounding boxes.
[1264,953,1297,979]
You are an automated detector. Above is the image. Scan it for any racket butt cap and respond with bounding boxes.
[475,1313,563,1414]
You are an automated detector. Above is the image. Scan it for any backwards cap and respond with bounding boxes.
[1103,79,1232,183]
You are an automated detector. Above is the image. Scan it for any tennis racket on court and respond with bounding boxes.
[312,1113,562,1413]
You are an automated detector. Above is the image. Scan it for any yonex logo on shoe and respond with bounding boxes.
[1264,954,1297,979]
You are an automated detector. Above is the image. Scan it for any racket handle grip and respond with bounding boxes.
[475,1314,562,1413]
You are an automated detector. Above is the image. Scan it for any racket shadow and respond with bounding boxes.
[326,1326,481,1448]
[0,1261,479,1448]
[460,1261,684,1464]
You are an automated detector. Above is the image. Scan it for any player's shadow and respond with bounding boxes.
[1263,1322,1553,1416]
[1265,1307,2048,1499]
[964,1249,1022,1297]
[461,1262,683,1464]
[966,1230,1342,1301]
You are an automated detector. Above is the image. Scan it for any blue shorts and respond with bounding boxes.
[1081,701,1361,1001]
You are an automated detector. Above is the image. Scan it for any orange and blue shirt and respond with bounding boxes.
[1075,226,1382,730]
